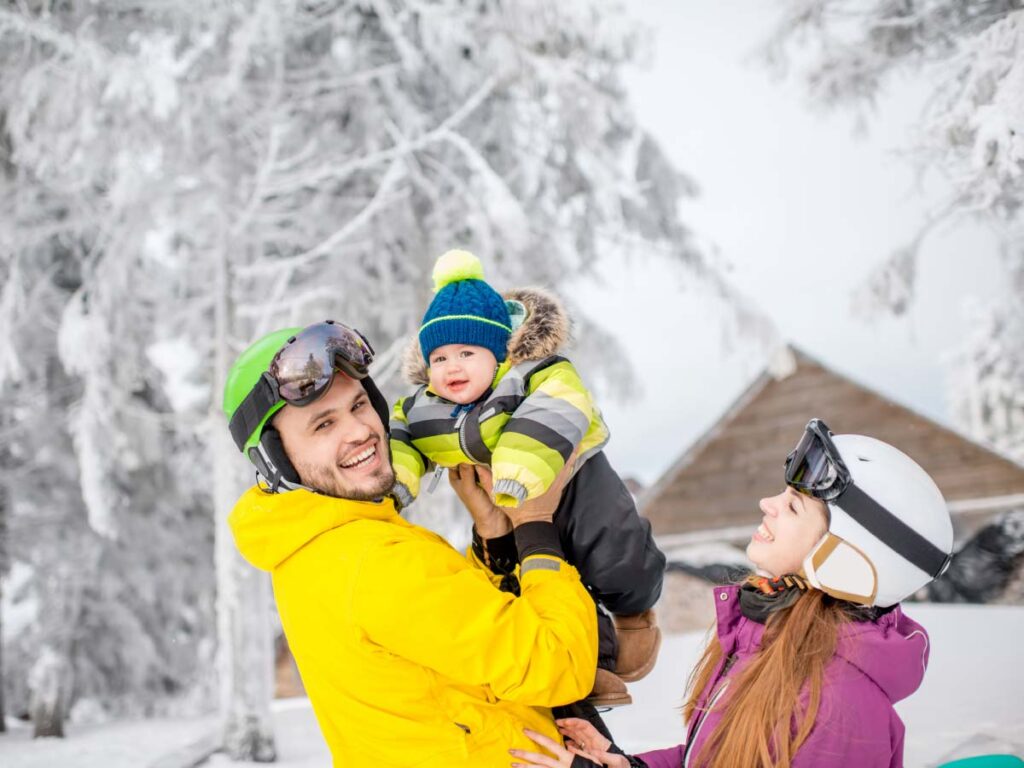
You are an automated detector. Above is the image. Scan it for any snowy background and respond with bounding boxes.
[1,1,1023,766]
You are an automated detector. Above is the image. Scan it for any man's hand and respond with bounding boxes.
[448,465,511,539]
[503,452,578,529]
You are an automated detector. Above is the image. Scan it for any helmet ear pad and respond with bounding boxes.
[248,427,302,491]
[361,375,392,438]
[801,532,879,606]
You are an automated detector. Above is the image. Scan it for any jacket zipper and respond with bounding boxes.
[683,654,734,767]
[455,409,481,464]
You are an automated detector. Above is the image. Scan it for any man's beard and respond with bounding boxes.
[296,457,396,501]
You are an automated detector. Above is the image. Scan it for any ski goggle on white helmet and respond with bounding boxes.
[786,419,954,607]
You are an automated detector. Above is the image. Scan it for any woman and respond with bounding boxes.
[510,419,954,768]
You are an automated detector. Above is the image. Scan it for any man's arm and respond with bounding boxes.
[353,457,596,706]
[448,463,518,584]
[350,523,597,706]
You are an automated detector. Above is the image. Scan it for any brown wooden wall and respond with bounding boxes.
[642,350,1024,537]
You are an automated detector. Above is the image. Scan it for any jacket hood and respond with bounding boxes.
[228,486,399,571]
[402,286,571,386]
[832,605,929,704]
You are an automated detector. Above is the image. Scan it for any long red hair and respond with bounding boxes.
[682,588,850,768]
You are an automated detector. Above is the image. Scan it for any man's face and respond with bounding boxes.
[273,372,395,501]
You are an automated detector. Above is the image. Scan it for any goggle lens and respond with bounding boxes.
[784,420,845,500]
[270,321,374,405]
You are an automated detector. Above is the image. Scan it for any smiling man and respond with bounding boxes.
[222,321,598,767]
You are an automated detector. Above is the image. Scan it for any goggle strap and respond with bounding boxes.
[228,372,278,451]
[836,483,948,577]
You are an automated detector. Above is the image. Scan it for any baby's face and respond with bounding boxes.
[427,344,498,404]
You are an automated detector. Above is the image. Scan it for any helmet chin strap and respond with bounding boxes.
[250,438,316,494]
[256,473,315,494]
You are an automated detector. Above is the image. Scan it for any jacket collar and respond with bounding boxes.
[713,585,765,656]
[229,486,401,571]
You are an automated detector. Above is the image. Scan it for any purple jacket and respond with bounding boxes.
[637,585,929,768]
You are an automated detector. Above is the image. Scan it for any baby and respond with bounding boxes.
[390,250,666,706]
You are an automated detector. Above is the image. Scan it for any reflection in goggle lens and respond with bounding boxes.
[270,322,374,404]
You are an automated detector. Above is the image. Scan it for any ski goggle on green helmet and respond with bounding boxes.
[225,320,376,453]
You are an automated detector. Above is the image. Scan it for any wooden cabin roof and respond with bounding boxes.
[641,347,1024,540]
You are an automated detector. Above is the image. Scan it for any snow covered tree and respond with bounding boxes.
[766,1,1024,453]
[0,243,97,738]
[0,453,7,733]
[0,0,740,757]
[950,299,1024,461]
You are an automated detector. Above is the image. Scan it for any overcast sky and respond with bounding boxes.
[578,0,1010,486]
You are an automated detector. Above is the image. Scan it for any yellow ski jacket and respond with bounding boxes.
[228,486,598,767]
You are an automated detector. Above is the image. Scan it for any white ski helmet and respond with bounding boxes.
[788,421,954,607]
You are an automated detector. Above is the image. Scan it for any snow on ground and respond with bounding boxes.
[0,713,215,768]
[205,698,329,768]
[2,604,1021,768]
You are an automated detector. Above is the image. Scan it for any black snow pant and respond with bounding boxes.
[552,451,666,671]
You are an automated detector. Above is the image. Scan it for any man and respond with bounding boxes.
[223,320,598,767]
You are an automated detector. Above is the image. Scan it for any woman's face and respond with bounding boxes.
[746,487,829,577]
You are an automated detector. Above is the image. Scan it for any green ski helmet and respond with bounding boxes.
[223,321,391,492]
[224,326,301,451]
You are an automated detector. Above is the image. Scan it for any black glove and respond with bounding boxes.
[608,743,649,768]
[471,527,518,577]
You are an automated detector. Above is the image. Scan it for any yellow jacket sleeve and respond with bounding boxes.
[491,360,593,507]
[464,544,508,590]
[390,396,427,508]
[351,540,597,706]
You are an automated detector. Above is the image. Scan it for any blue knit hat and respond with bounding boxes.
[419,250,511,363]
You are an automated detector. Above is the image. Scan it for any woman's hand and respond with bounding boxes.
[448,464,511,539]
[508,725,629,768]
[556,718,614,758]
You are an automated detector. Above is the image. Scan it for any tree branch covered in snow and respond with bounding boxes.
[949,299,1024,461]
[768,0,1024,459]
[768,1,1024,311]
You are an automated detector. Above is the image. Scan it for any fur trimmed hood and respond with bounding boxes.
[401,287,571,386]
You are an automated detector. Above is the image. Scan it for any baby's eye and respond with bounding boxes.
[431,355,445,364]
[460,349,474,358]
